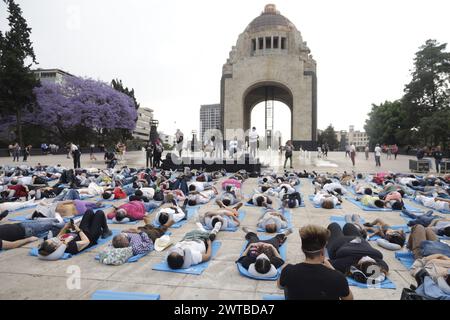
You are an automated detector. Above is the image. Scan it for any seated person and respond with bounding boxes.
[415,195,450,212]
[326,222,389,283]
[236,227,292,278]
[257,208,289,233]
[278,225,353,300]
[107,200,157,223]
[247,194,273,207]
[407,225,450,259]
[166,225,215,269]
[281,192,302,208]
[362,217,406,247]
[313,190,341,209]
[38,209,112,257]
[0,216,64,250]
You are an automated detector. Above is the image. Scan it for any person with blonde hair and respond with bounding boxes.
[278,225,353,300]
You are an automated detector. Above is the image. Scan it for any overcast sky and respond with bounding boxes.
[1,0,449,139]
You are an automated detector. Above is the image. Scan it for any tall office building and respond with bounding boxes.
[199,104,222,142]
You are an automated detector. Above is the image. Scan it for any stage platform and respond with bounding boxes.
[161,153,262,173]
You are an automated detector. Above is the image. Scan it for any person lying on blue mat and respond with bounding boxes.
[155,199,189,226]
[410,254,450,292]
[312,189,341,209]
[0,215,64,250]
[408,225,450,260]
[187,188,217,206]
[326,222,390,284]
[236,227,292,279]
[363,218,407,247]
[166,225,216,270]
[281,192,302,208]
[198,203,242,233]
[278,225,353,300]
[415,195,450,212]
[218,185,243,206]
[257,208,289,233]
[37,209,112,259]
[355,194,403,210]
[247,194,273,207]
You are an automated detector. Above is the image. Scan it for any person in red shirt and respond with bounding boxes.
[7,182,28,199]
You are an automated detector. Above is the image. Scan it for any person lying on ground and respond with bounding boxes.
[312,189,342,209]
[278,225,353,300]
[257,208,289,233]
[187,187,218,206]
[107,200,159,223]
[415,195,450,212]
[236,226,292,278]
[198,203,242,235]
[38,209,112,258]
[326,222,390,283]
[281,191,302,208]
[247,193,273,207]
[410,254,450,289]
[0,215,64,250]
[218,185,242,206]
[166,224,216,269]
[362,217,407,247]
[155,199,189,226]
[31,199,104,219]
[407,224,450,260]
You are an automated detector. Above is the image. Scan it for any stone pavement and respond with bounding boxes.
[0,151,446,300]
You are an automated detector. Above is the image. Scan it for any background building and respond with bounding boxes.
[132,107,154,142]
[33,68,73,84]
[335,126,369,151]
[199,104,222,142]
[158,132,174,146]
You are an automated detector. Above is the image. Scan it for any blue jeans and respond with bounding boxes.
[122,185,135,196]
[144,201,161,212]
[21,218,65,238]
[53,189,80,201]
[404,210,439,227]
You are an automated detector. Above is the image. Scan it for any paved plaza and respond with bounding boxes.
[0,151,447,300]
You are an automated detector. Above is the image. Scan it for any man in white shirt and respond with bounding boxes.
[229,137,239,159]
[248,127,259,159]
[374,144,382,167]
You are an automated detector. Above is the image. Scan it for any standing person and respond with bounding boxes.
[8,144,13,157]
[345,145,350,158]
[392,144,399,160]
[175,129,184,158]
[66,143,71,159]
[248,127,259,159]
[214,134,223,159]
[153,139,164,168]
[284,140,294,169]
[89,144,97,161]
[145,142,154,168]
[349,143,356,167]
[23,145,31,162]
[386,145,392,160]
[364,144,369,160]
[323,143,329,158]
[374,144,382,167]
[70,142,81,169]
[432,146,444,174]
[229,137,238,159]
[12,142,20,162]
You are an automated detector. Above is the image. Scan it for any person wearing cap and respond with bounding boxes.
[166,224,217,270]
[278,225,352,300]
[236,227,292,279]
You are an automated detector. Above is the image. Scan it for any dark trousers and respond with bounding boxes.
[244,232,286,251]
[326,222,362,259]
[73,151,81,168]
[154,152,162,168]
[284,155,292,168]
[146,153,153,168]
[170,178,189,195]
[79,209,108,245]
[23,152,29,161]
[435,160,441,173]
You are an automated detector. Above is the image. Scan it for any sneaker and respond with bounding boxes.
[101,229,113,239]
[0,210,9,220]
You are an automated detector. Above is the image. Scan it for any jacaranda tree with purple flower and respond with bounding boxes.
[25,76,137,146]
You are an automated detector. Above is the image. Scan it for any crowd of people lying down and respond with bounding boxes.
[0,164,449,300]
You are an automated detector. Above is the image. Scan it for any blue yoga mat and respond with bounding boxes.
[308,195,342,209]
[236,236,287,281]
[367,225,410,241]
[152,241,222,275]
[152,206,198,229]
[395,251,415,269]
[345,197,422,213]
[346,276,396,289]
[411,199,450,214]
[91,290,160,300]
[203,210,246,232]
[257,210,292,232]
[107,218,139,225]
[329,215,366,228]
[262,294,285,300]
[29,229,120,260]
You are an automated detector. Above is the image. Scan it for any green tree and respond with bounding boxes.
[318,124,339,150]
[0,0,39,146]
[364,100,405,147]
